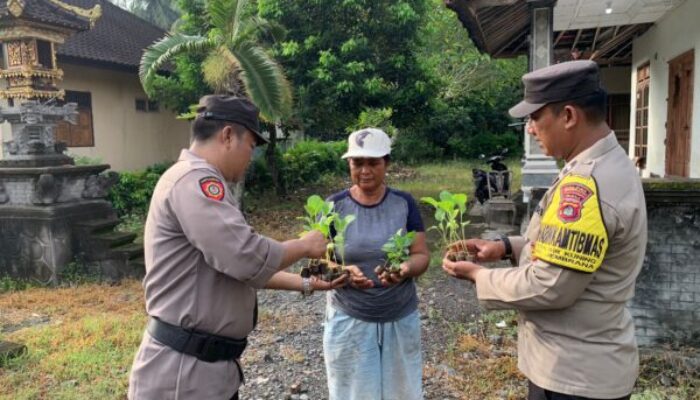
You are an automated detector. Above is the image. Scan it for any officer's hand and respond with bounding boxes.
[442,257,483,282]
[448,239,504,262]
[311,274,348,291]
[300,230,328,259]
[378,262,410,287]
[345,265,374,289]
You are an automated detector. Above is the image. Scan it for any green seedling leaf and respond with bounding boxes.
[381,229,416,272]
[421,197,440,208]
[422,191,471,250]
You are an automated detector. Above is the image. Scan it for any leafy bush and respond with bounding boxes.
[281,140,348,188]
[108,162,173,216]
[246,140,349,192]
[392,93,523,163]
[392,129,444,164]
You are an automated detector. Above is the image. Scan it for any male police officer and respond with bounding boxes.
[442,61,647,399]
[128,95,330,400]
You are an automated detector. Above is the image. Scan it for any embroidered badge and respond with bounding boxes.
[199,177,225,201]
[557,182,593,223]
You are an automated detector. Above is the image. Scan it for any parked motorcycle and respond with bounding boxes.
[472,148,510,204]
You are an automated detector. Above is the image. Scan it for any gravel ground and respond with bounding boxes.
[238,266,484,400]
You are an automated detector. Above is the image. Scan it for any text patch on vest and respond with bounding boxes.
[533,174,608,273]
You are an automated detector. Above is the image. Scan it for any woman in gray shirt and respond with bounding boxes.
[323,128,430,400]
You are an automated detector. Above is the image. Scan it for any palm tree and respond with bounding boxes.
[139,0,292,198]
[139,0,292,122]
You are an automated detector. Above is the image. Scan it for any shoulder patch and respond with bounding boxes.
[533,174,608,273]
[199,176,225,201]
[557,182,593,222]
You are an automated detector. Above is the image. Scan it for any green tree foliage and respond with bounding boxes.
[258,0,437,139]
[392,0,527,162]
[140,0,292,121]
[418,0,525,101]
[138,0,215,114]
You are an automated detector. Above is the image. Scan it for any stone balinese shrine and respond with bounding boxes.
[0,0,143,283]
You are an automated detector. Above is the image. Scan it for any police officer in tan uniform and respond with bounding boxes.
[128,95,342,400]
[442,61,647,400]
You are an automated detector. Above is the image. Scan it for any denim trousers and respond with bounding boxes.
[323,304,423,400]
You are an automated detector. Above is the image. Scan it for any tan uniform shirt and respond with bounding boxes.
[475,133,647,398]
[128,150,284,400]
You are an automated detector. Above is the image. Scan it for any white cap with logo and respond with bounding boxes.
[342,128,392,159]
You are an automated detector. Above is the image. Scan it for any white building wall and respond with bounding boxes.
[0,63,191,171]
[631,0,700,178]
[61,63,191,171]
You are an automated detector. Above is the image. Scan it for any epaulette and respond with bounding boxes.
[568,159,596,178]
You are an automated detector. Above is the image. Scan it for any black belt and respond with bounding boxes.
[147,317,248,363]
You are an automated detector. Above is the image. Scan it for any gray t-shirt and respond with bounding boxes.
[328,187,424,323]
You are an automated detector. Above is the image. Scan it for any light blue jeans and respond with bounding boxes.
[323,304,423,400]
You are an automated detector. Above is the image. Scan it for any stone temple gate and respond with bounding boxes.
[0,0,143,283]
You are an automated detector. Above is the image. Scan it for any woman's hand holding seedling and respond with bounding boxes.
[378,261,411,286]
[311,274,349,291]
[345,265,374,289]
[377,229,416,286]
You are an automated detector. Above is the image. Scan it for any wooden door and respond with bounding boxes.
[665,50,694,177]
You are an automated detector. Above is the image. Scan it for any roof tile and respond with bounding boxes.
[56,0,166,70]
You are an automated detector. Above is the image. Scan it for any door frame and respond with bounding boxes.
[665,49,694,177]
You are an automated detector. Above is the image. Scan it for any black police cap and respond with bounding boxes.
[509,60,602,118]
[196,95,268,145]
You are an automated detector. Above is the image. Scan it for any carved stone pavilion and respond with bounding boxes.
[0,0,143,283]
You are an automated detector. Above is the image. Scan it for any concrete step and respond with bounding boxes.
[121,257,146,279]
[93,231,137,248]
[111,242,144,259]
[75,218,121,233]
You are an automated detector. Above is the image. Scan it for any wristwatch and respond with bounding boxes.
[301,277,314,297]
[498,234,513,261]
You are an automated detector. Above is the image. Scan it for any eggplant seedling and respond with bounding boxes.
[421,191,474,262]
[375,229,416,277]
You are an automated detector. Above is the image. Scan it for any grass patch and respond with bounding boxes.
[391,159,521,201]
[430,311,524,399]
[0,281,145,400]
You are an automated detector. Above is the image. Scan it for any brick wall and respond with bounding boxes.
[630,188,700,346]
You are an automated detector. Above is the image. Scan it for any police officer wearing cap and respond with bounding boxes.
[127,95,341,400]
[442,61,647,399]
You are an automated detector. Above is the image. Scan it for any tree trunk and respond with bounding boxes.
[265,122,285,197]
